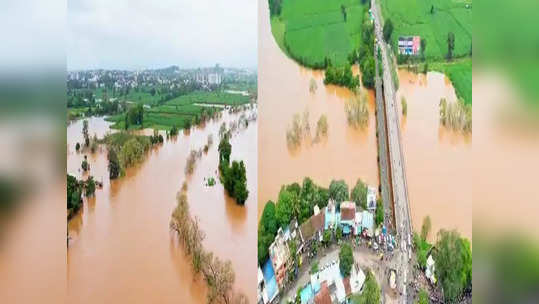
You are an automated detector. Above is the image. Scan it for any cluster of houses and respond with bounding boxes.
[258,186,395,304]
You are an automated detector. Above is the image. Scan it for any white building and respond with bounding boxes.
[208,73,222,85]
[366,186,377,211]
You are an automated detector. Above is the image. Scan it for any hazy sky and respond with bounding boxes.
[68,0,257,70]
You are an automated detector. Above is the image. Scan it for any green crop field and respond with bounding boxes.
[107,91,251,130]
[380,0,472,60]
[270,0,367,68]
[430,58,472,105]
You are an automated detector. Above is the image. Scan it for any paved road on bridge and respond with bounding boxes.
[371,0,414,302]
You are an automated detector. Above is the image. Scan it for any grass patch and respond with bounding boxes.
[429,58,472,105]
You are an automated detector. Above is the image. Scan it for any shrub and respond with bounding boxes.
[401,97,408,116]
[345,92,369,128]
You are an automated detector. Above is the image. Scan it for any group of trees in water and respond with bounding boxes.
[170,190,247,304]
[345,92,370,129]
[218,134,249,205]
[439,98,472,133]
[124,104,144,130]
[67,174,96,218]
[102,132,158,180]
[286,110,329,149]
[324,63,360,89]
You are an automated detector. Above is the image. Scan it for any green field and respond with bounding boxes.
[71,87,164,106]
[380,0,472,61]
[107,91,251,130]
[271,0,367,68]
[429,58,472,105]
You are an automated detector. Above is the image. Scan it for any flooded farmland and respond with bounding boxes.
[258,0,380,217]
[67,109,257,303]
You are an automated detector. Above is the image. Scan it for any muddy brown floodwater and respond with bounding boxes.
[67,109,257,303]
[395,69,472,241]
[258,0,379,218]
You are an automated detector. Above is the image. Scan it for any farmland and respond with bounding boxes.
[380,0,472,61]
[270,0,367,68]
[430,58,472,105]
[106,91,251,130]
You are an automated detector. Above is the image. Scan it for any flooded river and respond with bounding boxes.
[258,0,379,216]
[258,0,471,240]
[67,110,257,303]
[396,69,472,240]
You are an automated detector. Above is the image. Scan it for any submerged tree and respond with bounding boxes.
[107,148,121,179]
[345,92,369,128]
[82,119,89,146]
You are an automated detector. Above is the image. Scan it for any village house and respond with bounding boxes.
[269,227,291,288]
[339,202,356,236]
[398,36,421,55]
[299,205,326,246]
[310,260,366,304]
[269,219,301,288]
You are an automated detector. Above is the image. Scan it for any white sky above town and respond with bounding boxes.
[68,0,257,70]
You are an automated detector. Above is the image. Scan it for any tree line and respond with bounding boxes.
[170,190,247,304]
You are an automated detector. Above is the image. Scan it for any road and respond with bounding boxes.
[371,0,414,302]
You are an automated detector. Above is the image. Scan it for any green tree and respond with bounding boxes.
[375,199,384,226]
[420,38,427,59]
[351,179,368,210]
[67,174,82,212]
[323,230,332,247]
[336,225,343,241]
[416,288,429,304]
[170,124,179,136]
[268,0,282,16]
[361,55,375,89]
[260,201,278,236]
[351,271,380,304]
[275,188,294,228]
[421,216,432,241]
[339,243,354,277]
[434,229,472,303]
[383,19,394,42]
[107,148,121,179]
[85,176,96,197]
[447,32,455,60]
[81,155,89,171]
[258,201,278,264]
[82,119,89,146]
[231,161,249,204]
[218,135,232,170]
[329,179,349,206]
